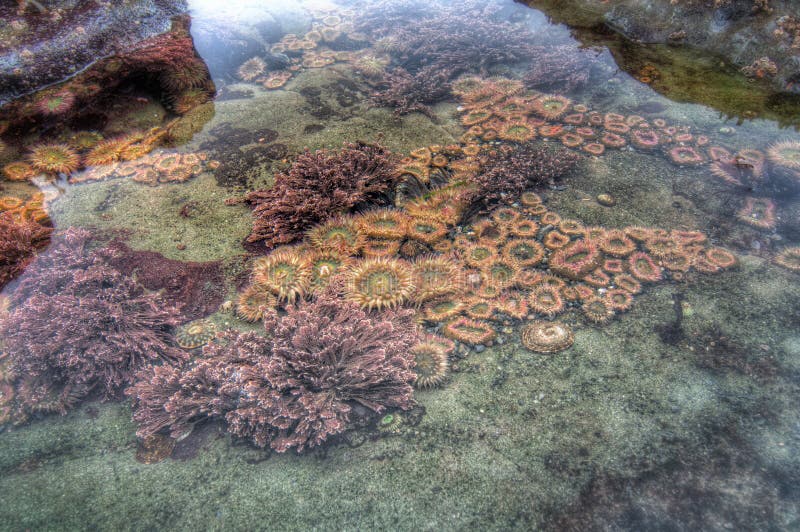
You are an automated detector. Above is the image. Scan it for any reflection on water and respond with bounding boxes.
[1,0,799,529]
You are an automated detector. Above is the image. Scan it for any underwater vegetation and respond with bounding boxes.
[0,211,51,290]
[243,141,400,250]
[0,229,185,424]
[128,287,417,453]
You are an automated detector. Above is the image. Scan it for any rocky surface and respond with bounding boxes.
[0,0,187,104]
[525,0,800,94]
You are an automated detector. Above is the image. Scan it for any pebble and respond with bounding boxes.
[475,344,485,353]
[596,193,616,207]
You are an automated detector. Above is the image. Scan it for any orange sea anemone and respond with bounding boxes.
[347,257,415,310]
[539,124,564,138]
[503,238,545,267]
[462,241,499,269]
[541,211,561,226]
[308,251,353,293]
[558,219,585,236]
[252,248,312,303]
[407,216,449,244]
[560,133,584,148]
[412,255,463,304]
[464,297,496,320]
[543,231,571,250]
[623,226,653,242]
[482,259,519,290]
[736,196,777,230]
[668,146,705,166]
[532,94,571,120]
[627,251,662,282]
[520,192,542,207]
[702,247,737,270]
[600,132,627,148]
[766,140,800,174]
[497,293,530,320]
[423,297,466,322]
[602,258,626,274]
[583,268,611,288]
[238,57,266,81]
[2,161,36,182]
[84,138,127,167]
[356,209,408,240]
[774,247,800,272]
[443,317,496,345]
[563,113,585,125]
[491,207,521,226]
[498,119,537,143]
[550,239,602,280]
[307,217,364,255]
[583,143,605,156]
[521,321,574,353]
[29,144,80,175]
[528,285,565,317]
[600,230,637,257]
[412,341,449,388]
[605,288,633,312]
[236,284,279,322]
[361,239,401,258]
[582,296,614,324]
[614,273,642,294]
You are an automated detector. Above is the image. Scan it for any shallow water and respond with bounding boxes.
[1,0,799,529]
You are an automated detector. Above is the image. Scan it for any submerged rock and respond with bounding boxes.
[0,0,188,104]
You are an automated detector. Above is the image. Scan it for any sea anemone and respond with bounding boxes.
[83,139,126,167]
[582,143,605,156]
[175,319,218,349]
[347,257,415,310]
[443,317,496,345]
[36,89,75,115]
[412,342,449,388]
[423,297,465,322]
[660,250,693,272]
[307,217,364,256]
[357,209,408,240]
[361,239,402,258]
[560,133,584,148]
[2,162,36,182]
[497,293,529,320]
[558,219,585,236]
[600,230,637,257]
[412,255,462,304]
[702,247,737,270]
[668,146,705,166]
[631,129,661,150]
[600,132,627,148]
[252,248,312,303]
[628,251,662,282]
[503,238,545,266]
[539,125,564,138]
[462,242,499,268]
[543,231,570,250]
[482,259,519,290]
[497,119,536,143]
[541,212,561,226]
[614,273,641,294]
[532,94,571,120]
[520,192,542,207]
[583,268,611,288]
[528,285,565,317]
[582,297,614,324]
[237,57,266,82]
[236,284,278,322]
[28,144,80,175]
[624,226,653,242]
[766,140,800,172]
[492,207,521,226]
[604,288,633,312]
[263,71,293,90]
[774,247,800,272]
[406,216,449,245]
[520,321,573,354]
[465,297,495,320]
[550,239,602,279]
[602,258,626,274]
[736,196,777,230]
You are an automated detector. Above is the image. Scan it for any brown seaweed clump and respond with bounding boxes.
[244,142,399,250]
